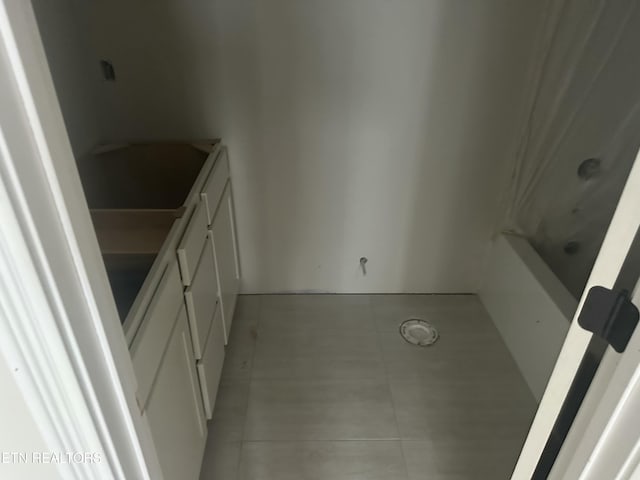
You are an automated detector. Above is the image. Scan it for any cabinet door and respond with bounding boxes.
[145,306,207,480]
[210,185,239,343]
[197,306,226,419]
[130,260,183,407]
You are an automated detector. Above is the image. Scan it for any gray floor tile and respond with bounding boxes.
[204,294,536,479]
[239,441,409,480]
[370,294,479,310]
[402,439,521,480]
[199,441,241,480]
[222,340,255,379]
[208,379,250,443]
[259,306,373,334]
[252,330,385,379]
[377,306,518,377]
[390,374,535,440]
[244,378,399,440]
[259,295,373,334]
[234,295,262,324]
[261,294,371,310]
[222,305,259,379]
[372,301,494,335]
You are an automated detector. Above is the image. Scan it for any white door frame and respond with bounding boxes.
[549,282,640,479]
[511,148,640,478]
[3,0,640,479]
[0,1,161,478]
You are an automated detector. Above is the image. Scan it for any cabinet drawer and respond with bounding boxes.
[200,150,229,225]
[177,200,208,286]
[184,236,219,359]
[130,260,183,407]
[197,306,226,419]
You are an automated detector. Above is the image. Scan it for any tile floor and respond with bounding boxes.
[199,294,536,480]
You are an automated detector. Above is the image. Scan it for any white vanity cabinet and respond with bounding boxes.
[79,141,239,480]
[201,149,240,343]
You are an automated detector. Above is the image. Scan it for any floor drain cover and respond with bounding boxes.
[399,318,439,346]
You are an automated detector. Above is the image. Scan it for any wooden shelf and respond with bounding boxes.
[91,209,180,255]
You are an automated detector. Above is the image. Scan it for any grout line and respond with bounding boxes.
[238,438,407,443]
[247,297,261,385]
[244,292,477,296]
[373,298,412,479]
[236,296,262,477]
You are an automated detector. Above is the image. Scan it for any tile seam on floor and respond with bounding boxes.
[239,438,405,443]
[236,296,263,478]
[372,298,411,480]
[384,358,413,477]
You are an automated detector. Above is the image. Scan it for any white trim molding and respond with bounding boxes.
[0,139,117,479]
[0,1,161,478]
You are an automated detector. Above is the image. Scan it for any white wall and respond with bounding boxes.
[30,0,102,157]
[64,1,544,293]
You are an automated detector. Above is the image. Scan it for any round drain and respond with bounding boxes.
[399,318,439,346]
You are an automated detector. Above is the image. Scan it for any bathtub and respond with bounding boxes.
[479,234,578,402]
